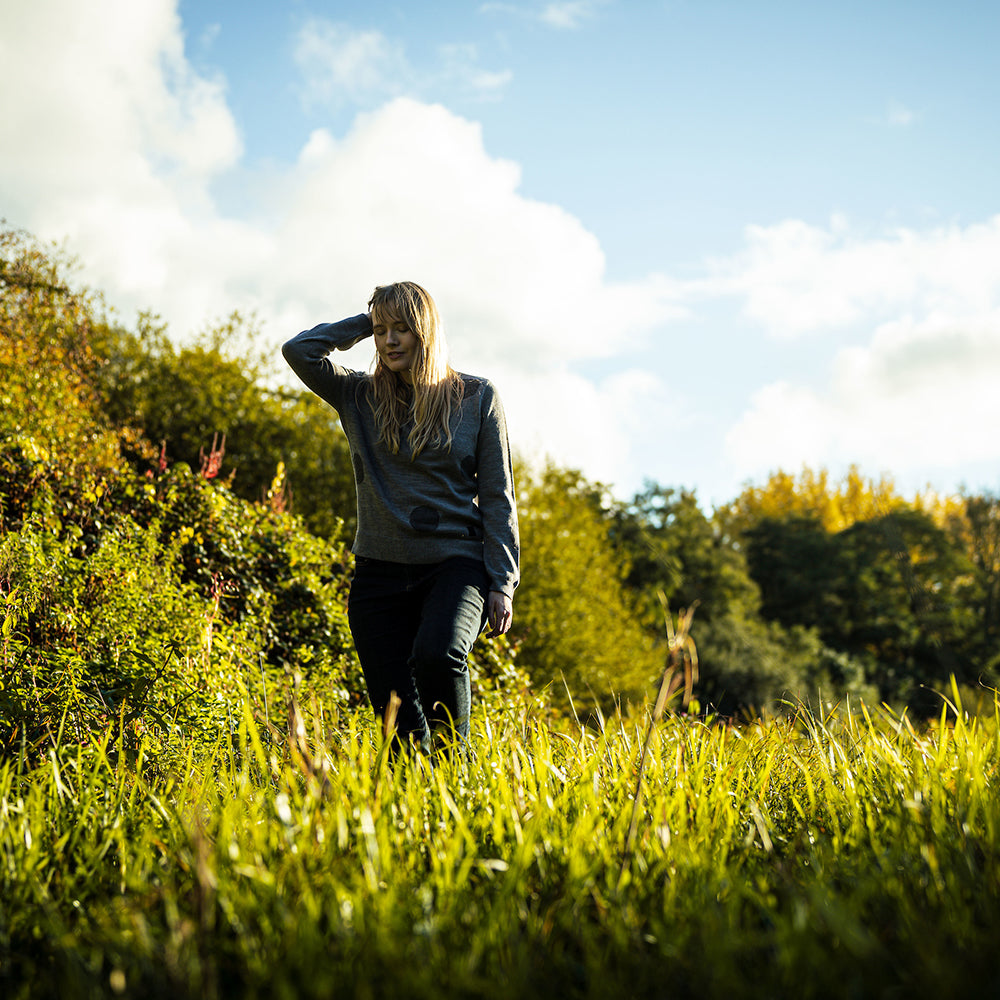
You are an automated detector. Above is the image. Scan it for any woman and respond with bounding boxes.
[282,282,519,753]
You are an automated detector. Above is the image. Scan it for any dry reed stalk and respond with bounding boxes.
[619,599,698,888]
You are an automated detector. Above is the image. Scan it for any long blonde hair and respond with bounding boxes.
[367,282,464,457]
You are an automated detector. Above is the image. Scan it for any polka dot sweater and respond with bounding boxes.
[282,314,520,598]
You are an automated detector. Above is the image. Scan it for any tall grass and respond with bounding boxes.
[2,685,999,998]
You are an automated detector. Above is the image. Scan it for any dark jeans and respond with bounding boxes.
[348,555,489,751]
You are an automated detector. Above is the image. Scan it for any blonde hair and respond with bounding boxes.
[367,282,464,457]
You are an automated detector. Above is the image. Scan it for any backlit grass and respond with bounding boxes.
[2,686,999,998]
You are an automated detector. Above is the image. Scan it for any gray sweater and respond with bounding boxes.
[282,314,519,597]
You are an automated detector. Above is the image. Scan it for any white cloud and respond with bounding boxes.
[261,98,683,371]
[707,215,1000,339]
[712,213,1000,494]
[0,0,680,497]
[294,21,409,109]
[501,366,679,491]
[725,309,1000,485]
[0,0,246,329]
[540,1,606,29]
[438,44,513,98]
[293,20,511,110]
[480,0,607,30]
[725,382,835,475]
[0,0,240,195]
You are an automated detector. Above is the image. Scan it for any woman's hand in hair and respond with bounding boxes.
[485,591,513,638]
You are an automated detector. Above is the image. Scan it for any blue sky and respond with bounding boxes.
[3,0,999,505]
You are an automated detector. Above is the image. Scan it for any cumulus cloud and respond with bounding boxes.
[716,214,1000,491]
[707,215,1000,339]
[501,365,681,491]
[0,0,251,331]
[725,308,1000,486]
[0,0,240,203]
[255,98,683,360]
[0,0,681,496]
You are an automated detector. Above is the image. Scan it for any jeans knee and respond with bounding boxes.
[412,643,468,679]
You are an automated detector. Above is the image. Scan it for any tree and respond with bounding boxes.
[744,504,980,709]
[834,510,978,706]
[0,227,143,477]
[614,484,761,624]
[743,515,844,634]
[513,463,661,716]
[718,465,910,536]
[947,493,1000,679]
[613,483,875,715]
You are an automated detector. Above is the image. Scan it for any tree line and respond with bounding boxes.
[2,225,997,755]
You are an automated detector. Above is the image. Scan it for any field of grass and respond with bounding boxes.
[3,683,999,999]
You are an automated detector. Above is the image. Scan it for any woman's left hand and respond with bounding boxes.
[485,591,513,638]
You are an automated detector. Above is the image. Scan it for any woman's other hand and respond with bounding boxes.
[485,591,513,638]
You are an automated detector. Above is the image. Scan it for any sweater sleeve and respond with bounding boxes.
[476,382,520,597]
[281,314,373,412]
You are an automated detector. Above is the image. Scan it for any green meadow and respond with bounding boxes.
[4,687,999,999]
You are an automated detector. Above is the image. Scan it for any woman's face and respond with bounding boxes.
[373,314,419,383]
